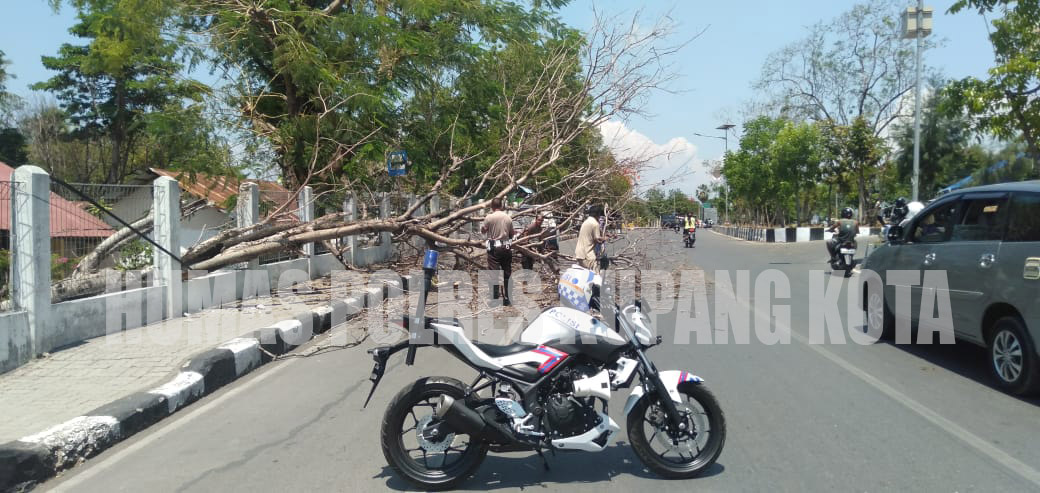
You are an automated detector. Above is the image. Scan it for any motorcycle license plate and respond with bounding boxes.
[840,248,855,254]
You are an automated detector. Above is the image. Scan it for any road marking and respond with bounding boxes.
[49,357,304,492]
[737,292,1040,488]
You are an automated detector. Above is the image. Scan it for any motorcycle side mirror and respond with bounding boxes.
[887,225,905,245]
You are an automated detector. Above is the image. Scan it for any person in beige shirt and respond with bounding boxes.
[575,205,607,272]
[481,198,514,305]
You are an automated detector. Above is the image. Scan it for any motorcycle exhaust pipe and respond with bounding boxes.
[435,395,493,438]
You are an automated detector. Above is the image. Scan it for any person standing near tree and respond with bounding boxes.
[575,205,607,273]
[481,198,514,305]
[520,212,546,270]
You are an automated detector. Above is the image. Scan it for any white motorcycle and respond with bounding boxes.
[363,263,726,490]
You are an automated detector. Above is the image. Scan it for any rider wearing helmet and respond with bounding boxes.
[826,207,859,262]
[890,197,909,224]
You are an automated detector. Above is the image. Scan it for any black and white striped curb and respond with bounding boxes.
[0,277,411,492]
[713,226,882,242]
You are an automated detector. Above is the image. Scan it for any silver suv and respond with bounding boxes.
[862,181,1040,395]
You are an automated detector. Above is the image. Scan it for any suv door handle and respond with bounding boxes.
[980,253,996,269]
[924,252,936,266]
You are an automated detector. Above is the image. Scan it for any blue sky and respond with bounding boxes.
[2,1,997,195]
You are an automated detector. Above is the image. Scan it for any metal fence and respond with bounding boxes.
[312,191,346,256]
[258,189,301,265]
[50,183,155,278]
[0,181,16,311]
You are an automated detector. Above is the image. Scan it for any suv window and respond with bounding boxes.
[1006,192,1040,242]
[951,196,1008,242]
[910,200,958,243]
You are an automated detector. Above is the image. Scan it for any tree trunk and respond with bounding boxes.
[109,77,127,184]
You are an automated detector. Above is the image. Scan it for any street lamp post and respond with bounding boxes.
[903,3,932,202]
[693,123,735,224]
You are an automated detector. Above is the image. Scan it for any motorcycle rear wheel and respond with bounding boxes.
[380,377,488,491]
[627,384,726,479]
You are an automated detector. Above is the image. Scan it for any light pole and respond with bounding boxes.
[693,123,735,224]
[903,3,932,202]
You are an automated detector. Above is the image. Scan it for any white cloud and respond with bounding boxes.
[597,120,712,198]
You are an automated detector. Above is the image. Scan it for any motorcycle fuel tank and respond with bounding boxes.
[520,307,626,361]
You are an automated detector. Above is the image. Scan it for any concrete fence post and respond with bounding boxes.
[298,186,314,277]
[343,192,358,266]
[11,165,51,358]
[153,176,182,319]
[237,182,260,270]
[380,193,391,259]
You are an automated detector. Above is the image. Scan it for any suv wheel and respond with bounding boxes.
[988,316,1040,395]
[864,283,894,340]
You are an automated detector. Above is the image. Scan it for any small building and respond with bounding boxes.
[0,161,115,256]
[122,168,294,254]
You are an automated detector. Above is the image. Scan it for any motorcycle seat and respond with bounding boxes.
[473,341,538,358]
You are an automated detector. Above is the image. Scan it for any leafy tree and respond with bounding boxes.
[0,50,20,124]
[35,0,207,183]
[892,86,988,198]
[821,116,887,222]
[0,50,27,164]
[771,121,824,224]
[182,0,576,189]
[723,116,786,224]
[944,0,1040,161]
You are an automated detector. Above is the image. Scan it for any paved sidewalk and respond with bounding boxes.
[0,283,332,443]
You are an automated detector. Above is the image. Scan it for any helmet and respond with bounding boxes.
[906,201,925,218]
[841,207,854,219]
[558,265,602,312]
[894,197,907,208]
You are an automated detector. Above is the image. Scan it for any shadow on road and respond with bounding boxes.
[855,325,1040,408]
[373,442,725,490]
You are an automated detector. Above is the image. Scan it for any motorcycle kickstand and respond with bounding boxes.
[535,446,551,471]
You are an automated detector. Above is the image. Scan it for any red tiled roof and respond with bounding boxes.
[0,162,115,238]
[148,168,294,212]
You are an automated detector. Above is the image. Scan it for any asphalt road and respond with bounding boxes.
[46,230,1040,492]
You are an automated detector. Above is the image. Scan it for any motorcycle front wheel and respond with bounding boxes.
[380,377,488,491]
[627,384,726,479]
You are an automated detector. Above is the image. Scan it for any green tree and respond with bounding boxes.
[771,121,824,224]
[723,116,787,224]
[35,0,207,183]
[821,117,887,222]
[183,0,575,189]
[0,50,27,164]
[945,0,1040,161]
[892,86,988,197]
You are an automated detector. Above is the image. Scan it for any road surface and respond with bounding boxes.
[46,230,1040,492]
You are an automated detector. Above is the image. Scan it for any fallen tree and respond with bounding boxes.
[171,13,687,273]
[47,11,688,303]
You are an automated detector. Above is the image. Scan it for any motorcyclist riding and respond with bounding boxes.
[826,207,858,263]
[889,197,909,225]
[683,215,696,247]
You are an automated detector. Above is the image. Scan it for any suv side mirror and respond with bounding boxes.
[887,225,905,244]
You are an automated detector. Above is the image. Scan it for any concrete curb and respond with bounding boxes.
[713,225,882,243]
[0,275,412,492]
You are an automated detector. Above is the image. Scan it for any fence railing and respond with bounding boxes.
[258,189,301,265]
[0,180,17,312]
[48,182,156,292]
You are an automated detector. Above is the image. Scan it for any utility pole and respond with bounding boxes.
[694,123,735,224]
[718,124,734,224]
[904,3,932,202]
